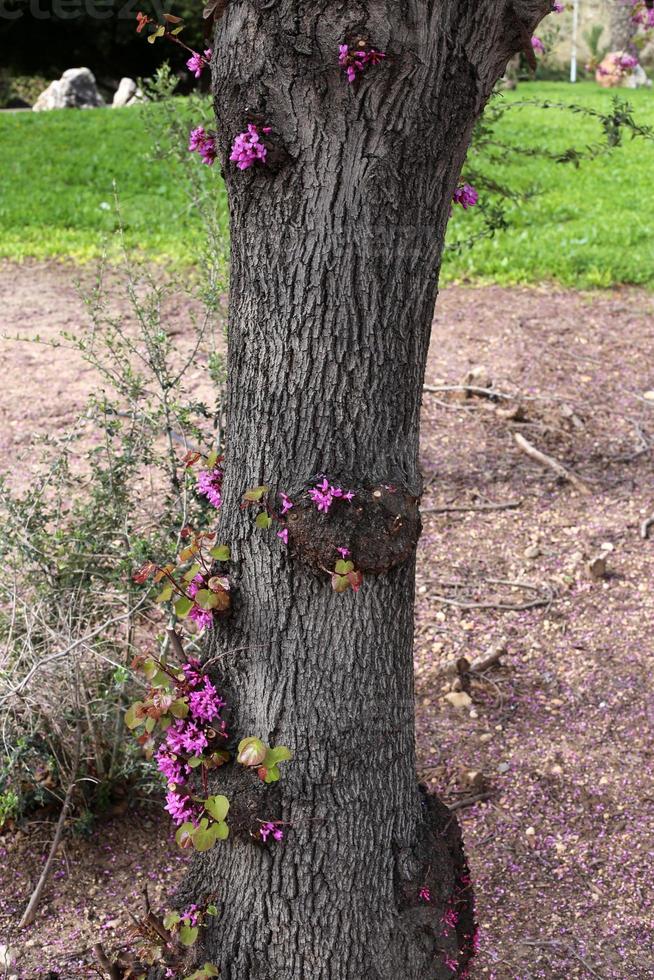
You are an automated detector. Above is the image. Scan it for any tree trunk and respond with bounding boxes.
[610,0,638,51]
[177,3,550,978]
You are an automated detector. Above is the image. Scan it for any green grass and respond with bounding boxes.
[1,82,653,287]
[444,82,654,288]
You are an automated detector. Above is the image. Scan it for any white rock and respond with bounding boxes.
[33,68,104,111]
[443,691,472,710]
[112,77,144,108]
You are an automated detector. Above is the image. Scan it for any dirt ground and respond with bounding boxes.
[1,263,654,979]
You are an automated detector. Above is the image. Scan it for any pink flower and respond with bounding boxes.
[279,492,294,515]
[337,547,350,559]
[443,908,459,931]
[277,528,289,545]
[189,678,225,722]
[618,53,639,70]
[339,43,385,83]
[308,478,333,512]
[260,821,284,842]
[186,49,212,79]
[419,886,431,903]
[453,183,478,209]
[229,124,268,170]
[197,467,223,508]
[181,904,200,927]
[156,745,189,786]
[164,790,197,826]
[188,605,214,632]
[188,127,217,166]
[186,573,204,600]
[182,660,204,688]
[444,955,458,973]
[552,1,564,11]
[531,35,545,54]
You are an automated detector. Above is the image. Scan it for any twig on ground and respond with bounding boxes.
[514,432,592,495]
[19,729,82,929]
[423,384,512,400]
[641,516,654,540]
[521,938,606,979]
[448,792,494,812]
[423,500,522,514]
[428,578,553,612]
[93,944,122,980]
[440,641,507,676]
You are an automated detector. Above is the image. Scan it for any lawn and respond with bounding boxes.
[1,81,653,287]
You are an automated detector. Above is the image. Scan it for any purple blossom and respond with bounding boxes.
[188,127,217,166]
[229,124,268,171]
[337,547,350,559]
[279,492,294,515]
[182,660,204,688]
[339,43,384,83]
[189,678,225,722]
[156,745,189,786]
[618,53,639,70]
[419,886,432,903]
[552,1,564,11]
[197,467,223,508]
[308,478,355,513]
[164,790,196,826]
[277,528,289,545]
[186,574,204,600]
[188,604,214,632]
[186,48,212,79]
[444,955,458,973]
[181,904,200,927]
[260,821,284,842]
[165,719,208,756]
[453,183,478,209]
[443,907,459,931]
[531,35,545,54]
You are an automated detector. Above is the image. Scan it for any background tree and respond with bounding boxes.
[165,3,555,979]
[609,0,638,50]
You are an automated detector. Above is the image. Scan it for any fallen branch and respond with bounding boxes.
[641,516,654,540]
[423,383,512,400]
[521,938,606,979]
[448,792,494,812]
[429,578,553,612]
[93,944,123,980]
[440,641,506,676]
[513,432,591,495]
[423,500,522,515]
[19,729,82,928]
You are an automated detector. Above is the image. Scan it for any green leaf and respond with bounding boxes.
[175,822,196,849]
[193,824,219,851]
[179,924,200,947]
[204,794,229,822]
[331,574,351,594]
[255,512,272,530]
[335,560,354,575]
[151,670,173,690]
[175,596,193,618]
[215,820,229,840]
[243,485,269,502]
[142,658,157,680]
[124,702,144,730]
[196,589,219,610]
[159,715,172,731]
[145,716,156,734]
[188,755,203,769]
[265,745,292,767]
[183,563,202,582]
[264,765,281,784]
[206,904,218,917]
[208,544,230,561]
[206,450,218,469]
[156,584,174,603]
[170,698,189,719]
[163,910,181,930]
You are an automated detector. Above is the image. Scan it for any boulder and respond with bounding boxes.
[112,77,144,108]
[33,68,104,111]
[596,51,651,89]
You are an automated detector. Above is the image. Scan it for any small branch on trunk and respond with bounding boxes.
[167,627,187,662]
[513,432,592,495]
[423,499,522,515]
[19,729,81,929]
[641,516,654,540]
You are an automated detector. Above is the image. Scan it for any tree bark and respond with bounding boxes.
[609,0,638,51]
[177,3,550,978]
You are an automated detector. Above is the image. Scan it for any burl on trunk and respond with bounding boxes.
[177,3,550,978]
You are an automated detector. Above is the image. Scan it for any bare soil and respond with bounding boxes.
[1,264,654,979]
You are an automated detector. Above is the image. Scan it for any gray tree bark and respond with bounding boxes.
[177,3,550,978]
[609,0,638,51]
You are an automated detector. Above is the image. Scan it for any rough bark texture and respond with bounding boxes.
[609,0,638,51]
[177,3,550,978]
